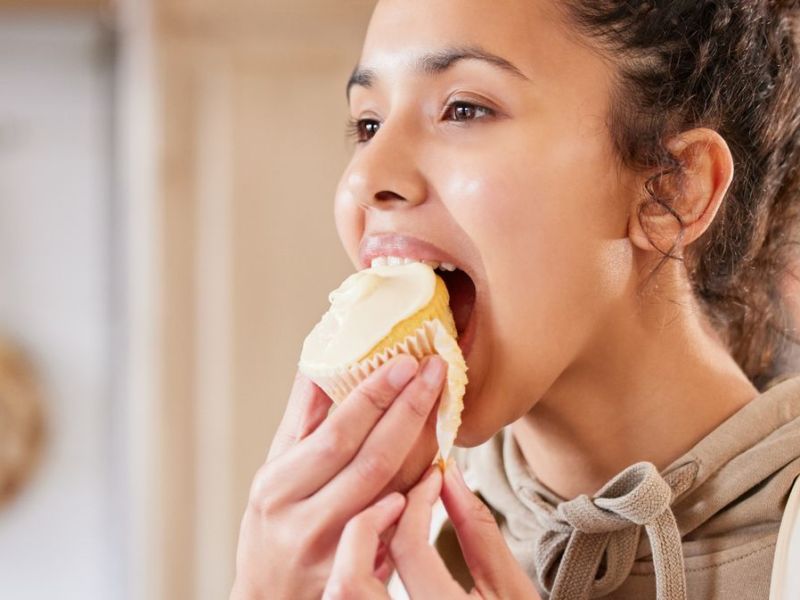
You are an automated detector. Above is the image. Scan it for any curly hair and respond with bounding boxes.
[560,0,800,390]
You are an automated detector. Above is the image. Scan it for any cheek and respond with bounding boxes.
[447,132,627,375]
[333,176,364,265]
[485,177,594,365]
[438,156,522,252]
[481,125,623,290]
[438,120,623,260]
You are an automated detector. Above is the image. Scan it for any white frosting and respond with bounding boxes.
[299,262,437,370]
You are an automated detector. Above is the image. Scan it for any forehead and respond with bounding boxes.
[360,0,560,76]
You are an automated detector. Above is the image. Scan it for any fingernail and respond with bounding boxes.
[387,356,418,390]
[421,356,445,386]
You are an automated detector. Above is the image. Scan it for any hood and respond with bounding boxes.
[462,374,800,600]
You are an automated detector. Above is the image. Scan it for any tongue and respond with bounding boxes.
[439,269,476,335]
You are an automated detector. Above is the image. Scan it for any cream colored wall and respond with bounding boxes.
[150,2,376,598]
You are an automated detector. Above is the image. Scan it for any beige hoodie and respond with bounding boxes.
[436,373,800,600]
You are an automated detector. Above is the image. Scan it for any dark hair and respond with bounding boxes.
[561,1,800,390]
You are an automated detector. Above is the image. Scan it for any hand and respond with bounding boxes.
[229,354,447,600]
[323,490,408,600]
[327,460,542,599]
[394,460,541,598]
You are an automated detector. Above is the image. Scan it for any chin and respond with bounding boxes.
[451,381,504,449]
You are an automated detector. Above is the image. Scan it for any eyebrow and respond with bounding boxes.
[346,45,530,102]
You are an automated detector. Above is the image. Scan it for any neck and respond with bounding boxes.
[511,281,759,500]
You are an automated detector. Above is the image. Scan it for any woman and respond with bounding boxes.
[231,1,800,598]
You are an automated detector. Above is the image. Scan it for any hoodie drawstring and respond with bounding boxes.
[526,461,698,600]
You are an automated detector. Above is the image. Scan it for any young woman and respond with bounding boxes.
[231,1,800,598]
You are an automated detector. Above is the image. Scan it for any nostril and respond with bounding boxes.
[374,190,406,202]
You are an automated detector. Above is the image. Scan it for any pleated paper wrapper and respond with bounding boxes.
[299,318,468,463]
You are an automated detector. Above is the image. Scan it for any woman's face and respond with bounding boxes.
[335,0,637,447]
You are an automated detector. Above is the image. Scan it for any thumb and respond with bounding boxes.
[440,461,522,592]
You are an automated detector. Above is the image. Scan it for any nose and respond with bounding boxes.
[343,119,428,210]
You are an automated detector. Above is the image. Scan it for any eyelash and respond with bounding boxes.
[345,100,496,144]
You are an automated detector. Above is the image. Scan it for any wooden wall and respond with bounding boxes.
[152,2,375,598]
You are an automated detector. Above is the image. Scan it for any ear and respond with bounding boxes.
[628,127,734,256]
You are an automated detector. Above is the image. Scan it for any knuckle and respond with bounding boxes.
[323,578,356,600]
[351,381,394,412]
[317,426,348,461]
[402,387,436,420]
[354,451,394,484]
[388,527,416,563]
[246,465,279,517]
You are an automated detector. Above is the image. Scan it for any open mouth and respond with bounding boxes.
[366,254,478,355]
[435,266,477,357]
[437,267,476,337]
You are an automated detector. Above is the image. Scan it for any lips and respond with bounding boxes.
[359,233,467,272]
[359,233,479,356]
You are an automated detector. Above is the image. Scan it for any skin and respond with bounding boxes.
[336,0,758,499]
[231,355,451,600]
[324,462,540,599]
[233,0,762,597]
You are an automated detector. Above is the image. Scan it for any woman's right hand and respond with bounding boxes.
[229,353,447,600]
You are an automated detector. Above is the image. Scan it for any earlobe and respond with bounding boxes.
[628,127,734,256]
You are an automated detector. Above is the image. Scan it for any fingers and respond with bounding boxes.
[373,522,399,584]
[390,466,462,597]
[395,465,442,548]
[374,552,395,585]
[323,493,405,600]
[312,356,446,521]
[266,371,332,462]
[263,355,420,502]
[441,462,536,595]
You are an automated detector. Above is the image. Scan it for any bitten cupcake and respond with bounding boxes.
[298,260,468,464]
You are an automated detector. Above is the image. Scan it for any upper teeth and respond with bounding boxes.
[370,256,457,272]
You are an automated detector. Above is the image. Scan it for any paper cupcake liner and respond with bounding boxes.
[304,318,468,463]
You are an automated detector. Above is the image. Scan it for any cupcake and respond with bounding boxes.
[298,260,468,464]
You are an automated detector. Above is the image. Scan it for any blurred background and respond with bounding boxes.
[0,0,374,598]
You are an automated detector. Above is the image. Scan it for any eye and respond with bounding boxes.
[443,100,495,122]
[345,100,496,145]
[346,117,381,144]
